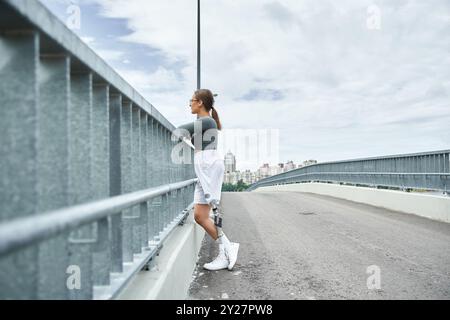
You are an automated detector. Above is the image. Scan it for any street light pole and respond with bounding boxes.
[197,0,201,90]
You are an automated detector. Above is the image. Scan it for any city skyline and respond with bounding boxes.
[223,150,317,185]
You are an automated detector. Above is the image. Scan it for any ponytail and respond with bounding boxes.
[211,107,222,130]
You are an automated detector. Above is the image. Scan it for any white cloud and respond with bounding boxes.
[95,0,196,63]
[116,66,182,93]
[78,0,449,169]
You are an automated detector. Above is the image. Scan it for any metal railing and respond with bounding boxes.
[0,0,196,299]
[247,150,450,193]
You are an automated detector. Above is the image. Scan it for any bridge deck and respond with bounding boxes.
[188,191,450,300]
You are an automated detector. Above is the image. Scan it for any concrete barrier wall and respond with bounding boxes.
[117,211,205,300]
[253,183,450,223]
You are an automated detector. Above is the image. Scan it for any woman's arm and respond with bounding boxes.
[174,121,197,150]
[173,120,198,145]
[177,121,195,136]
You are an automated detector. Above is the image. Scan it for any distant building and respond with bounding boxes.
[224,151,236,173]
[224,171,239,184]
[224,169,257,185]
[269,164,283,176]
[241,169,257,185]
[284,160,297,172]
[257,163,270,180]
[223,155,317,186]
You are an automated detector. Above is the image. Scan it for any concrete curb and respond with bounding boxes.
[117,211,205,300]
[253,182,450,223]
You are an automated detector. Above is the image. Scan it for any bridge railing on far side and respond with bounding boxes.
[248,150,450,194]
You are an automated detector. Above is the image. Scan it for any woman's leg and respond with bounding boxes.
[194,203,219,240]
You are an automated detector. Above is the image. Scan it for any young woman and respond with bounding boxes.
[175,89,239,271]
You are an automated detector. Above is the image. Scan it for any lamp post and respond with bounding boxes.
[197,1,218,100]
[197,0,201,90]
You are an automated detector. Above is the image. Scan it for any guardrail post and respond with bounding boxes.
[68,72,95,300]
[167,130,175,222]
[140,110,149,247]
[156,122,164,238]
[0,30,40,299]
[120,100,133,262]
[131,104,142,254]
[151,122,160,241]
[36,54,71,299]
[176,188,182,219]
[164,129,171,228]
[109,93,123,273]
[162,126,169,233]
[147,117,156,242]
[91,82,111,287]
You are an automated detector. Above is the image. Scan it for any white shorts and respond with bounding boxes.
[193,149,225,205]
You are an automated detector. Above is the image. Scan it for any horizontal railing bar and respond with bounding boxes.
[0,179,198,257]
[254,172,450,185]
[260,172,450,182]
[266,172,450,177]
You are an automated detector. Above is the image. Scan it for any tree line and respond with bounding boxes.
[222,179,250,192]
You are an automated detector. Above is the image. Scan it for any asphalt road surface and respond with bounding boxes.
[188,191,450,300]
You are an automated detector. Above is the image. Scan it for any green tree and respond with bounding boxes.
[222,179,250,192]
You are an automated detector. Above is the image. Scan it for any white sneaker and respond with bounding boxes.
[203,245,228,271]
[225,242,240,270]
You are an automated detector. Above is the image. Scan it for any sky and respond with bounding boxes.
[40,0,450,171]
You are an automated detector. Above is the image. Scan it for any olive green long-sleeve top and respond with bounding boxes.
[176,115,218,151]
